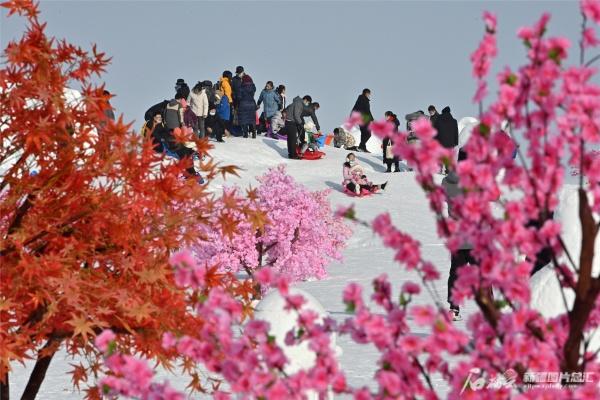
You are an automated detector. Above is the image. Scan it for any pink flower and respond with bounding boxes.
[583,0,600,24]
[410,117,437,140]
[95,329,115,352]
[344,111,364,130]
[483,11,497,33]
[343,282,364,311]
[369,119,396,139]
[169,250,195,269]
[402,281,421,295]
[161,332,177,349]
[410,305,436,326]
[584,27,600,47]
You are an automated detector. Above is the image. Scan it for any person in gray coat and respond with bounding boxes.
[164,93,185,131]
[283,95,312,159]
[442,148,474,321]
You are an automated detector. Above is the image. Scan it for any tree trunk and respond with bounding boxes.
[562,189,600,372]
[1,372,9,400]
[20,339,59,400]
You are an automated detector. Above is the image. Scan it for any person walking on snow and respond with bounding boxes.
[351,88,374,152]
[343,153,387,194]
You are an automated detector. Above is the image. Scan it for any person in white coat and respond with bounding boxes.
[190,82,209,138]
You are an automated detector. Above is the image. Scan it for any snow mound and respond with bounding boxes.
[530,185,600,351]
[254,288,342,375]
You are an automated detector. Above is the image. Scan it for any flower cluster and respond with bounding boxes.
[193,164,352,283]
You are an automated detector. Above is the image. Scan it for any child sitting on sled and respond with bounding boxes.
[342,153,387,195]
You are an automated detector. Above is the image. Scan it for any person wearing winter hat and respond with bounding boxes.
[175,79,190,100]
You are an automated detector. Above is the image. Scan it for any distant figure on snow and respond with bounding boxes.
[433,106,459,174]
[428,105,440,126]
[382,111,401,173]
[351,88,374,153]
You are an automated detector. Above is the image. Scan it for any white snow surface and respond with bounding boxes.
[9,134,566,398]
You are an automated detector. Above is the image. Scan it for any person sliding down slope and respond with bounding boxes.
[342,153,387,195]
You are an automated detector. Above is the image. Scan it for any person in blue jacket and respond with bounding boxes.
[257,81,282,134]
[216,93,231,136]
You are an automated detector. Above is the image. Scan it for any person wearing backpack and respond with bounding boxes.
[189,82,209,138]
[257,81,282,135]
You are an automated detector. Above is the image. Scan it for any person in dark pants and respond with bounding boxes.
[206,105,225,142]
[283,95,312,159]
[383,111,400,173]
[442,149,472,321]
[447,249,477,312]
[351,88,374,152]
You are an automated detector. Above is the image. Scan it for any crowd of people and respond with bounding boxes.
[139,66,326,163]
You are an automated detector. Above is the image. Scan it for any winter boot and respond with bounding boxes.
[380,181,388,191]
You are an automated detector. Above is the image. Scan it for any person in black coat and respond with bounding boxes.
[351,88,374,152]
[238,74,257,138]
[175,78,190,100]
[428,105,440,127]
[206,105,225,142]
[231,66,244,109]
[433,106,459,174]
[433,106,458,148]
[382,111,400,172]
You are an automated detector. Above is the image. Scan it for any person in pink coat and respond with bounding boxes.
[342,153,387,194]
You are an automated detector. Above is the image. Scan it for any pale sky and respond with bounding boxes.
[1,1,583,132]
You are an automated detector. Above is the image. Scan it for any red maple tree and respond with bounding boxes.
[0,1,257,398]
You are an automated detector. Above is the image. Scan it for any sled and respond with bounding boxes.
[297,148,325,160]
[343,185,378,197]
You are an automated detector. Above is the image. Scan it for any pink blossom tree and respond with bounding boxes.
[96,1,600,398]
[192,164,352,283]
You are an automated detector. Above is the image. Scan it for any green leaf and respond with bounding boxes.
[345,301,356,314]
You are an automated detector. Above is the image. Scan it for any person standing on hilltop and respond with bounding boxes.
[238,74,257,139]
[433,106,459,174]
[351,88,374,152]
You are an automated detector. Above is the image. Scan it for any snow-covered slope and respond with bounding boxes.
[7,135,474,398]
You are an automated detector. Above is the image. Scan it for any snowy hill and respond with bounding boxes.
[9,135,473,398]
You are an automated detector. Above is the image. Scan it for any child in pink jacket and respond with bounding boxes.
[343,153,387,194]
